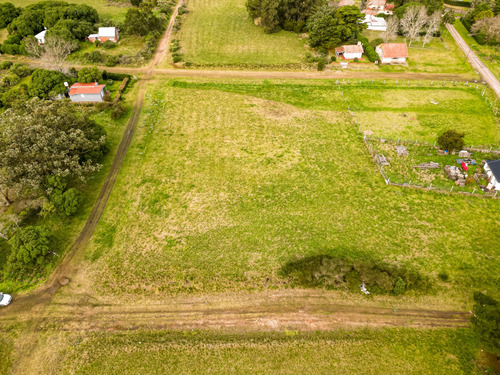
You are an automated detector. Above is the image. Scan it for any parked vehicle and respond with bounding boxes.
[0,293,12,306]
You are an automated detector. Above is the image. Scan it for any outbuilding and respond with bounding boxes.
[35,28,47,45]
[362,15,387,31]
[68,82,106,103]
[88,27,119,43]
[335,42,364,60]
[484,160,500,191]
[375,43,408,64]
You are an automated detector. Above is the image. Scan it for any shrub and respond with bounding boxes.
[393,277,406,295]
[8,226,52,266]
[471,292,500,356]
[0,61,13,70]
[317,59,326,70]
[102,40,117,49]
[131,0,143,6]
[364,45,379,62]
[370,38,384,49]
[111,102,127,119]
[106,79,114,86]
[172,53,183,63]
[78,67,102,83]
[438,129,465,151]
[84,50,105,63]
[105,55,119,67]
[438,272,449,281]
[10,63,31,78]
[353,57,359,62]
[330,55,336,62]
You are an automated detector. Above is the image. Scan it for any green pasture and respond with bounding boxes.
[83,78,500,305]
[169,0,307,67]
[50,329,480,375]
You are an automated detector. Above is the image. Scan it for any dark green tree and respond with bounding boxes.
[437,129,465,151]
[471,292,500,356]
[78,67,103,83]
[28,69,68,99]
[8,226,52,266]
[123,8,163,36]
[131,0,143,6]
[0,2,21,28]
[308,5,365,49]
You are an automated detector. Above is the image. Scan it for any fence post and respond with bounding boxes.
[472,188,476,195]
[450,186,453,192]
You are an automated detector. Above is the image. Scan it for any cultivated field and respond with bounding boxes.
[76,78,500,306]
[169,0,307,67]
[7,0,130,22]
[25,329,481,374]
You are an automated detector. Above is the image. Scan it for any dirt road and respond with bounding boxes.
[446,23,500,97]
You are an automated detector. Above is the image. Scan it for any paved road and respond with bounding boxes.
[446,23,500,98]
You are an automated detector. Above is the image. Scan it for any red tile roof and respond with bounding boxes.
[380,43,408,58]
[335,44,364,54]
[69,83,106,96]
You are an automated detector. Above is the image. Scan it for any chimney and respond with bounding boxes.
[357,41,362,45]
[95,81,98,86]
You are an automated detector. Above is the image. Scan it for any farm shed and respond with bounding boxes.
[69,82,106,103]
[362,15,388,31]
[35,28,47,45]
[484,160,500,191]
[335,42,363,60]
[375,43,408,64]
[88,27,119,43]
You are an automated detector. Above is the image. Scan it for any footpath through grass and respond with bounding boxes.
[171,0,306,67]
[36,328,481,375]
[82,78,500,305]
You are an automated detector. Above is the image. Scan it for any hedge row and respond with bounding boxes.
[444,0,471,7]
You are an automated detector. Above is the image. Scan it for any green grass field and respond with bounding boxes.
[454,20,500,81]
[169,0,307,67]
[37,329,480,374]
[7,0,130,22]
[0,334,13,375]
[81,78,500,305]
[362,29,474,75]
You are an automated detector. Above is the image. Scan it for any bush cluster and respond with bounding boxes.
[281,255,431,295]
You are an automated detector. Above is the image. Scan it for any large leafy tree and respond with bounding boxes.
[8,226,52,266]
[123,8,163,36]
[471,292,500,356]
[307,5,366,49]
[0,99,107,204]
[78,67,103,83]
[28,68,68,99]
[0,2,21,29]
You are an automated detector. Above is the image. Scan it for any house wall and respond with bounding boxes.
[367,24,387,31]
[344,52,363,59]
[485,163,500,190]
[381,57,406,64]
[69,92,104,103]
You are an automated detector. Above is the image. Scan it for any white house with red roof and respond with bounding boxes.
[335,42,364,60]
[88,27,119,43]
[337,0,355,6]
[68,82,106,103]
[362,15,387,31]
[364,0,394,15]
[375,43,408,64]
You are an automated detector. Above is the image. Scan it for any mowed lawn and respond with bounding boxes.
[41,329,480,374]
[7,0,130,22]
[172,0,306,67]
[82,78,500,304]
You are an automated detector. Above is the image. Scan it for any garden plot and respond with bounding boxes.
[368,139,497,194]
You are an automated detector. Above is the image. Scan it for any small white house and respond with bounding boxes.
[362,15,387,31]
[88,27,119,43]
[376,43,408,64]
[68,82,106,103]
[484,160,500,191]
[335,42,364,60]
[34,28,47,45]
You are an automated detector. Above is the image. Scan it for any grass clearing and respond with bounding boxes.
[40,329,480,374]
[454,20,500,81]
[362,29,474,75]
[0,333,13,375]
[7,0,130,22]
[168,0,307,68]
[82,78,500,305]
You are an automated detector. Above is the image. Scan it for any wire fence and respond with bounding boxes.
[334,81,500,199]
